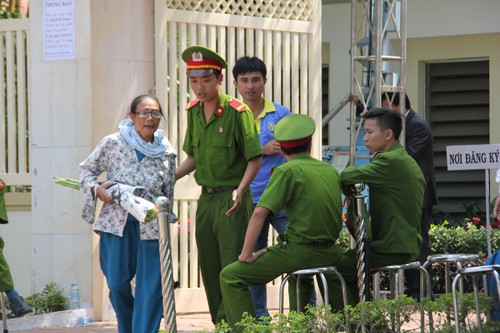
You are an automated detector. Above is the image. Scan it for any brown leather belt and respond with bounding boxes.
[201,186,237,194]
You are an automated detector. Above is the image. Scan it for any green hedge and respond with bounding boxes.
[336,221,500,293]
[429,221,500,259]
[337,221,500,260]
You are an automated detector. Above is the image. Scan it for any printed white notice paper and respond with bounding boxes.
[43,0,75,61]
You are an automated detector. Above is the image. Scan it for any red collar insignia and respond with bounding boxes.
[215,104,224,117]
[185,99,200,111]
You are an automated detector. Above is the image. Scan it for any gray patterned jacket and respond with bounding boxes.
[79,132,177,240]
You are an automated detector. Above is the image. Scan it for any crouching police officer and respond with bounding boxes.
[220,114,349,328]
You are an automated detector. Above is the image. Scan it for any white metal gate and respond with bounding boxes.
[0,18,30,186]
[154,0,322,312]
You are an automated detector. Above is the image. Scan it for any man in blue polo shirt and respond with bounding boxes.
[232,56,291,318]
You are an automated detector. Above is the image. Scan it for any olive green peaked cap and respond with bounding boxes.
[275,114,315,148]
[182,45,228,76]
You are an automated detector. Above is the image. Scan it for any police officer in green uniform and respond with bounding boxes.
[334,107,425,305]
[219,114,347,328]
[0,179,32,317]
[175,46,262,324]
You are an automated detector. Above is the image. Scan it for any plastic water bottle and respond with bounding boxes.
[66,316,83,327]
[69,282,80,310]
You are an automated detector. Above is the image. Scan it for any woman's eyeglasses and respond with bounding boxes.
[134,110,162,119]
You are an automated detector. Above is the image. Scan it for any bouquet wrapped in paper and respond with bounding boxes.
[54,177,158,223]
[105,183,158,223]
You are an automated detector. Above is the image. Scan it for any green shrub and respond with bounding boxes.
[429,221,500,259]
[178,295,498,333]
[0,282,66,318]
[338,219,500,259]
[336,228,351,251]
[25,282,66,315]
[428,221,500,293]
[337,221,500,293]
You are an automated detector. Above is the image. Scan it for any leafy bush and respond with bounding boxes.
[336,221,500,293]
[174,295,498,333]
[336,228,351,251]
[430,221,500,259]
[336,218,500,263]
[25,282,66,315]
[428,221,500,294]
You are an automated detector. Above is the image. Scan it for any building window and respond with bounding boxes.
[426,60,490,223]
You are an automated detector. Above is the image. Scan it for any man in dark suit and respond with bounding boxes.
[382,92,438,298]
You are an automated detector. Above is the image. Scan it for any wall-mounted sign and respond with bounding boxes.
[446,144,500,171]
[43,0,75,61]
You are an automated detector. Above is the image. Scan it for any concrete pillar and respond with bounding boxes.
[29,0,154,319]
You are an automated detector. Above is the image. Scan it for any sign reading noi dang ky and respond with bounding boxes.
[446,144,500,171]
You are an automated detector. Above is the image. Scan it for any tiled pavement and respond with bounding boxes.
[6,312,215,333]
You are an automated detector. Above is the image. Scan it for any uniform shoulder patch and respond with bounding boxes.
[228,98,247,112]
[185,99,200,110]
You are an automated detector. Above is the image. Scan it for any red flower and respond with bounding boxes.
[472,217,481,224]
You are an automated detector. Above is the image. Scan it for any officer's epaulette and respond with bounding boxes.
[228,98,247,112]
[185,99,200,110]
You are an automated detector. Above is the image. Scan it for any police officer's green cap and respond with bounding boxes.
[275,114,316,148]
[182,45,228,77]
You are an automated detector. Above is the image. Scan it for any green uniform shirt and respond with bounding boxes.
[183,92,262,187]
[0,235,14,291]
[0,179,7,224]
[257,153,342,243]
[341,142,425,257]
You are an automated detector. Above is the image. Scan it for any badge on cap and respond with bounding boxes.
[192,52,203,62]
[219,127,224,133]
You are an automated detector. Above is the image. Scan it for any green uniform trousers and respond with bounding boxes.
[196,189,253,324]
[0,236,14,291]
[220,241,345,327]
[327,248,416,307]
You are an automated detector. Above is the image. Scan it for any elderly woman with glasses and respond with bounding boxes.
[79,94,177,333]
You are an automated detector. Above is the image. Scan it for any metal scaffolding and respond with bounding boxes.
[323,0,407,165]
[322,0,408,304]
[349,0,407,165]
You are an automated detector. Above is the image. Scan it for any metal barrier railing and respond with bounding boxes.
[352,183,370,302]
[156,196,177,333]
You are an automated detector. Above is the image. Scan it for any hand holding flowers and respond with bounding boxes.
[54,177,158,223]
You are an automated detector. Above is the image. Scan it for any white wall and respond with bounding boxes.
[25,0,154,319]
[29,0,93,305]
[322,3,352,147]
[407,0,500,39]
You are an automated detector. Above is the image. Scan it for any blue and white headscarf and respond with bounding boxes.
[119,119,166,160]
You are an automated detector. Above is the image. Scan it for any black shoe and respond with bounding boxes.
[10,296,32,317]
